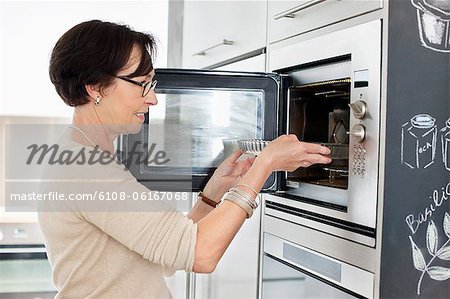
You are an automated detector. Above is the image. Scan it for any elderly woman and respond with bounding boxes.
[38,20,331,298]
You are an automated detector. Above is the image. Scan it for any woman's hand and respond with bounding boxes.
[257,134,332,172]
[202,150,255,202]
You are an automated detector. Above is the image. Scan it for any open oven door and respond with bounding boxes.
[119,69,288,192]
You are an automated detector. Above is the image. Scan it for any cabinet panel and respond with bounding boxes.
[216,54,266,72]
[268,0,382,43]
[182,1,267,69]
[194,206,261,299]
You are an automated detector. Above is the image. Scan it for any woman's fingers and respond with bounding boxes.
[304,142,331,155]
[305,153,332,165]
[224,149,243,163]
[233,157,255,177]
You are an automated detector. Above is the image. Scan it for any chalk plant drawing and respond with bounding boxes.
[410,212,450,295]
[401,114,437,169]
[411,0,450,52]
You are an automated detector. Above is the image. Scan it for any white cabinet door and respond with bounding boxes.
[268,0,382,44]
[216,54,266,72]
[194,206,262,299]
[182,1,267,69]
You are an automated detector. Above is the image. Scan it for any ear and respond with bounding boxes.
[85,84,102,100]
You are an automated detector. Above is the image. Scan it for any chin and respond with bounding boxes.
[127,123,144,135]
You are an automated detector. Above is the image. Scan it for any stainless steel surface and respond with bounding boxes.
[0,223,44,245]
[263,233,374,298]
[262,254,358,299]
[348,100,367,119]
[265,194,375,247]
[0,247,46,254]
[263,214,377,272]
[346,124,366,142]
[0,223,56,297]
[273,0,328,20]
[270,20,382,232]
[193,39,234,56]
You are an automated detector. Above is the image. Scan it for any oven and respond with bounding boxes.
[0,223,56,299]
[122,20,382,247]
[266,20,382,247]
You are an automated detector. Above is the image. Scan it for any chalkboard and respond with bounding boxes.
[380,0,450,298]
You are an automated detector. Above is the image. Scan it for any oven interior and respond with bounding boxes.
[288,78,350,190]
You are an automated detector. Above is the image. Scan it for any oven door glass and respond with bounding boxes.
[123,69,282,192]
[262,254,359,299]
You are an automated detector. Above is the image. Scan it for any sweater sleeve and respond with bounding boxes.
[69,163,197,272]
[76,208,197,272]
[41,143,198,272]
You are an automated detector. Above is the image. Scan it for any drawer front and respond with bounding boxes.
[182,1,267,69]
[268,0,382,43]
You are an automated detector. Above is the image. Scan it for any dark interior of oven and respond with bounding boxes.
[288,78,350,189]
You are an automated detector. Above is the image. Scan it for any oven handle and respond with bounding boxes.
[0,247,47,254]
[273,0,328,20]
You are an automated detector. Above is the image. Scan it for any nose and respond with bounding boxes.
[145,90,158,106]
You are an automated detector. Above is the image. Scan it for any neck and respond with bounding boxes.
[72,105,118,153]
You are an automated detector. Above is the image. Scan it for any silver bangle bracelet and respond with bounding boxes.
[233,183,259,197]
[223,191,254,218]
[231,191,257,212]
[229,187,258,209]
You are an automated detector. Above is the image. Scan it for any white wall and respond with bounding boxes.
[0,0,169,118]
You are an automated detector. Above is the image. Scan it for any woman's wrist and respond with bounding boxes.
[253,153,273,177]
[201,178,223,204]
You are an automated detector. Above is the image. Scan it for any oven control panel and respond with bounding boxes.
[353,144,367,176]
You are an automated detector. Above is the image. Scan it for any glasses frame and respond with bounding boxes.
[115,76,157,97]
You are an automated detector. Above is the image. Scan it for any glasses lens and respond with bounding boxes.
[143,80,157,97]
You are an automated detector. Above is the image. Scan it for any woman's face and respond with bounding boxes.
[102,45,157,134]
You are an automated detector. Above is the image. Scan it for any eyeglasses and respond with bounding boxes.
[115,76,158,97]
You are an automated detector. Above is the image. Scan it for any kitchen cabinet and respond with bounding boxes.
[215,53,266,72]
[182,1,267,69]
[267,0,382,44]
[194,206,261,299]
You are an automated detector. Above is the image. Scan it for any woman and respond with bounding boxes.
[39,20,331,298]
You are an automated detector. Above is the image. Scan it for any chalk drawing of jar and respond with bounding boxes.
[411,0,450,52]
[440,118,450,170]
[401,114,437,169]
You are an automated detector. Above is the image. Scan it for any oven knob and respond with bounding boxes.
[348,100,367,119]
[346,124,366,142]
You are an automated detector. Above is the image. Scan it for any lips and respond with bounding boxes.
[134,112,146,121]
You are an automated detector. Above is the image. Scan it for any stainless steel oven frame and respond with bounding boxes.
[267,20,383,246]
[0,223,56,298]
[262,232,374,299]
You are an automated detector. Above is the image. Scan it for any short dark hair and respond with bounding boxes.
[49,20,157,107]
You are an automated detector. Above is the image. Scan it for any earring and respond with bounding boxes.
[94,96,101,106]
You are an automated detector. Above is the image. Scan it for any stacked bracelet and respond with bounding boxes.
[229,187,258,209]
[222,187,258,218]
[233,183,258,197]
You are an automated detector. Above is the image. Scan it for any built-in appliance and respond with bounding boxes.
[266,20,382,247]
[0,223,56,299]
[122,20,381,247]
